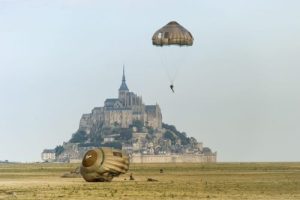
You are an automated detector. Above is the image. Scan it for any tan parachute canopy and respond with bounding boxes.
[80,148,129,182]
[152,21,193,46]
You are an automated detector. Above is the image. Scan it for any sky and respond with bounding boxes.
[0,0,300,162]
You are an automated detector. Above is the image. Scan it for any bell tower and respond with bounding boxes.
[118,66,129,106]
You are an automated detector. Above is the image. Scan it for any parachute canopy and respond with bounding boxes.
[80,148,129,182]
[152,21,193,46]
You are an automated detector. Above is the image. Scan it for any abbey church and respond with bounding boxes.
[42,68,217,163]
[79,68,162,134]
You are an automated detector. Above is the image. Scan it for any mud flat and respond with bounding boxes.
[0,162,299,199]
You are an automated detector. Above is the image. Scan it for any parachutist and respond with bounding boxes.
[170,84,175,93]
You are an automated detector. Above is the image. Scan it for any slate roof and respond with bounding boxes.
[42,149,55,154]
[119,81,129,91]
[104,98,120,107]
[145,105,157,113]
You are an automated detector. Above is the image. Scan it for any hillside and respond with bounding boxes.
[53,120,212,162]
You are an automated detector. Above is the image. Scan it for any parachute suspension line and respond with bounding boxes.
[170,46,190,84]
[165,47,186,85]
[170,60,180,84]
[162,48,174,85]
[156,46,190,86]
[155,46,173,85]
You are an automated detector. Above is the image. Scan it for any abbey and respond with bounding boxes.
[42,68,217,163]
[79,68,162,134]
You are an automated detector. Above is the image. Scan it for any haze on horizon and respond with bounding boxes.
[0,0,299,162]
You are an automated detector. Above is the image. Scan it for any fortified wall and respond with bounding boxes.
[131,153,217,163]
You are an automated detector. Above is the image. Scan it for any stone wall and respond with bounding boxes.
[144,105,162,129]
[104,109,133,128]
[79,114,92,133]
[131,153,217,163]
[79,107,105,134]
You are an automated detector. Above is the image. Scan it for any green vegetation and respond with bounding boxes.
[66,123,191,148]
[162,123,191,145]
[0,162,299,199]
[61,122,194,158]
[69,130,88,143]
[131,120,144,132]
[163,131,176,144]
[118,129,132,140]
[54,145,64,156]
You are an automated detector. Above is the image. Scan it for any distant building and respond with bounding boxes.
[103,134,120,143]
[103,137,115,143]
[41,149,56,162]
[79,67,162,133]
[133,132,147,141]
[122,144,133,154]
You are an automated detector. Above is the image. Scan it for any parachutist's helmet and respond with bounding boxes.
[152,21,194,46]
[80,148,129,182]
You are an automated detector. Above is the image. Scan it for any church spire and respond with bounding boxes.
[119,65,129,91]
[122,65,126,82]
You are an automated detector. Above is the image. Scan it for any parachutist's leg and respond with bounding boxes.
[170,84,175,93]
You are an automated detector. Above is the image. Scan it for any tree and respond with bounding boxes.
[147,127,155,135]
[69,130,88,143]
[119,129,132,140]
[162,123,177,133]
[163,123,191,145]
[164,131,176,144]
[89,131,103,147]
[54,145,64,156]
[113,121,120,128]
[131,120,144,132]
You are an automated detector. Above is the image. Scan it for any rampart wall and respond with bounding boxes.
[131,153,217,163]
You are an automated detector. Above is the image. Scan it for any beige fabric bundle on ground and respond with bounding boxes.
[80,148,129,182]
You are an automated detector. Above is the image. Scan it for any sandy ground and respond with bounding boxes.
[0,162,299,199]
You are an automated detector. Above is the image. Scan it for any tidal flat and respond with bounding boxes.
[0,162,299,199]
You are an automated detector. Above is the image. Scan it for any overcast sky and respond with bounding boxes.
[0,0,300,162]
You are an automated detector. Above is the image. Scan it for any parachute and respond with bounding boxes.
[80,148,129,182]
[152,21,194,90]
[152,21,193,46]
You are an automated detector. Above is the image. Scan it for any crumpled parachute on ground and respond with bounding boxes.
[80,147,129,182]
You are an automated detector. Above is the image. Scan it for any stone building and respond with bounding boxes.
[79,68,162,133]
[41,149,56,162]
